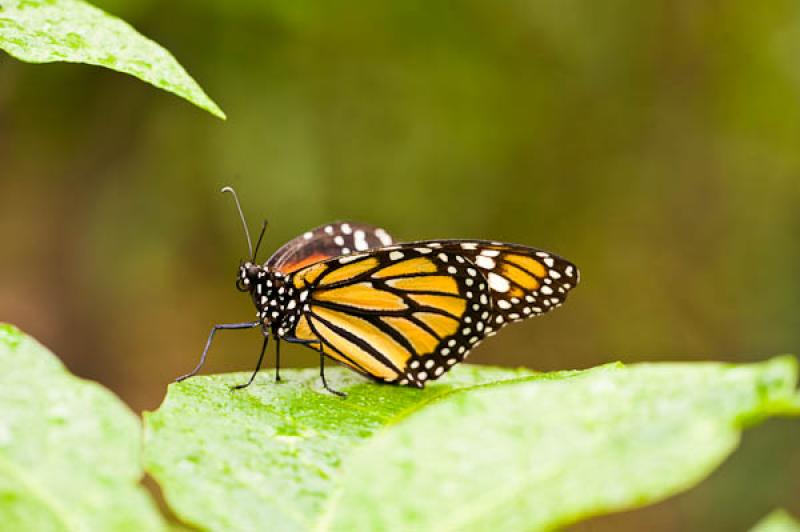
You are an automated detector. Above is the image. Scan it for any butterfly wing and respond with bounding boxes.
[266,221,394,274]
[286,240,578,387]
[432,240,579,328]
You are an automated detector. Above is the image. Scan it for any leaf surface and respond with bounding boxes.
[144,358,800,531]
[143,365,534,531]
[0,0,224,119]
[324,357,800,531]
[750,509,800,532]
[0,324,166,531]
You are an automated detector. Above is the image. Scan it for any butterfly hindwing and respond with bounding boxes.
[287,245,494,387]
[266,221,394,274]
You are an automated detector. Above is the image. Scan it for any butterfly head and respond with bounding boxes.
[236,261,263,292]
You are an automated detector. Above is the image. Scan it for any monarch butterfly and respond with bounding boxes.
[176,187,579,396]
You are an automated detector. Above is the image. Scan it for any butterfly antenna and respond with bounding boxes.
[221,186,253,260]
[252,220,268,263]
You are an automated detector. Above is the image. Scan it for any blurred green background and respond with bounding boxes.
[1,1,798,529]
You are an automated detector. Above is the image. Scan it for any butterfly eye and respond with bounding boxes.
[236,277,249,292]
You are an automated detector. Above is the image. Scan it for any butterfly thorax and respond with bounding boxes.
[237,262,302,335]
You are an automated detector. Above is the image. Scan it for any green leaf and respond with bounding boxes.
[325,357,800,531]
[145,358,799,532]
[0,324,167,531]
[0,0,225,119]
[751,509,800,532]
[143,365,535,531]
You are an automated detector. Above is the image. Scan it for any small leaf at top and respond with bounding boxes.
[0,0,225,119]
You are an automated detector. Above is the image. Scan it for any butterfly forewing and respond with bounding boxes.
[266,221,394,274]
[431,240,579,328]
[287,246,493,387]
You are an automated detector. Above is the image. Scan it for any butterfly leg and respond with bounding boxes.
[277,335,344,396]
[176,321,260,382]
[279,335,321,384]
[274,338,282,382]
[319,352,347,397]
[270,333,317,382]
[231,333,270,390]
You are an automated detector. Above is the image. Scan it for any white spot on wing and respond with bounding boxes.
[340,223,352,234]
[389,251,404,261]
[375,228,393,246]
[354,230,368,251]
[488,272,510,293]
[475,255,496,270]
[303,231,313,240]
[339,254,366,264]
